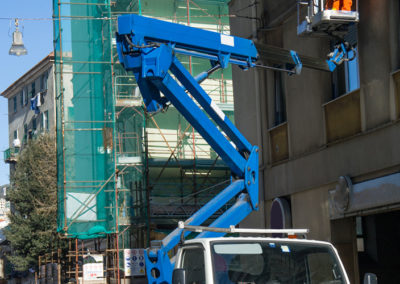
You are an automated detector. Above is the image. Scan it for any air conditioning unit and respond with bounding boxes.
[12,138,21,147]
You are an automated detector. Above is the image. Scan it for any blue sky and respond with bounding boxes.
[0,1,53,185]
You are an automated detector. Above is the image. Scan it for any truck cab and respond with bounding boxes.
[173,237,350,284]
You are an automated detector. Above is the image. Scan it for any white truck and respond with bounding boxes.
[172,225,351,284]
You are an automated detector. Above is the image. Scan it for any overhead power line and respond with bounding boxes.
[0,17,115,21]
[0,14,259,22]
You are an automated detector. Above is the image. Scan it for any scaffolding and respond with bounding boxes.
[54,0,116,240]
[54,0,233,282]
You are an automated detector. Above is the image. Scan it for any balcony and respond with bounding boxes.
[269,122,289,164]
[323,89,361,143]
[3,147,20,163]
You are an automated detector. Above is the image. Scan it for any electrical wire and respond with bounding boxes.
[0,16,115,21]
[0,14,259,22]
[255,64,295,74]
[234,0,259,14]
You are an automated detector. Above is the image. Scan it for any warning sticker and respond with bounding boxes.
[211,100,225,121]
[221,34,234,47]
[124,249,146,276]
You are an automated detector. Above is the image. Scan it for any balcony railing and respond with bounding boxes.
[269,122,289,164]
[393,69,400,119]
[4,147,20,163]
[323,89,361,143]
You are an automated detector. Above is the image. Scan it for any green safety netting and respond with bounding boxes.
[55,0,116,239]
[55,0,232,240]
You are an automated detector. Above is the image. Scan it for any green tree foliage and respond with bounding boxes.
[5,135,65,271]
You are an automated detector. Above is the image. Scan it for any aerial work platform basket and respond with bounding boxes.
[297,0,359,37]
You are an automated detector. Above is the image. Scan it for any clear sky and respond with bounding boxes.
[0,1,53,185]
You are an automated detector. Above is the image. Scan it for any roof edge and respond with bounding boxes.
[1,52,54,99]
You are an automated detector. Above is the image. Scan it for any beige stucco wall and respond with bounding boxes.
[291,185,332,240]
[229,0,400,219]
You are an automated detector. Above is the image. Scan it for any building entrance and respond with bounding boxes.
[357,210,400,284]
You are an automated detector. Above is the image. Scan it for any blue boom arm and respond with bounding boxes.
[115,14,352,284]
[116,15,259,284]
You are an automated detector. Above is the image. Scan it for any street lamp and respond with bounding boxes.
[9,19,27,56]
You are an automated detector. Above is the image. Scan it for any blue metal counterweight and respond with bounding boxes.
[116,14,259,284]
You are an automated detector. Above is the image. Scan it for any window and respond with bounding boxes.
[13,130,18,140]
[23,87,28,105]
[32,117,37,131]
[345,46,359,92]
[45,111,49,130]
[40,113,44,130]
[31,82,36,99]
[13,97,17,113]
[40,111,49,131]
[41,71,48,91]
[332,46,359,99]
[331,24,359,99]
[356,216,365,252]
[211,241,347,284]
[23,124,28,141]
[20,91,23,107]
[181,247,205,284]
[274,71,286,125]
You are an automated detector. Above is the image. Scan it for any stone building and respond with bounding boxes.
[1,52,55,172]
[1,53,55,283]
[0,185,10,229]
[229,1,400,283]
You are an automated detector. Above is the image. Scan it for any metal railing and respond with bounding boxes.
[297,0,359,36]
[3,147,20,162]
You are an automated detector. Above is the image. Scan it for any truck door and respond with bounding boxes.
[180,246,206,284]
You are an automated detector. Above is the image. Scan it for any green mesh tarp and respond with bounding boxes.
[55,0,233,239]
[54,0,116,239]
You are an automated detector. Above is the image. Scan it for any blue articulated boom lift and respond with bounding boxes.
[115,14,353,284]
[116,15,259,283]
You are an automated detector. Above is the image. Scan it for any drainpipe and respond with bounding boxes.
[251,1,266,228]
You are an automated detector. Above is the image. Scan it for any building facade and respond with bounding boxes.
[0,185,10,230]
[1,53,55,171]
[229,1,400,283]
[0,53,55,283]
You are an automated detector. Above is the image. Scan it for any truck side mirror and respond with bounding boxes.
[363,273,377,284]
[172,268,186,284]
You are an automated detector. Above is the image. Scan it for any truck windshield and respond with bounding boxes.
[211,241,346,284]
